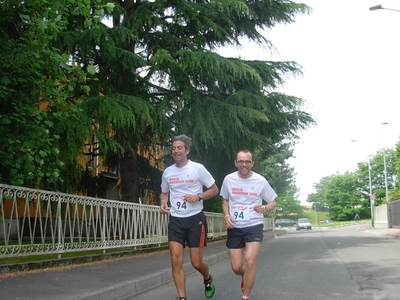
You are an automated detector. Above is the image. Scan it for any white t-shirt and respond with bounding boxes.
[161,160,216,217]
[220,171,277,228]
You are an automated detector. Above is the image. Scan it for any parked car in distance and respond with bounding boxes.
[296,218,312,231]
[275,218,297,227]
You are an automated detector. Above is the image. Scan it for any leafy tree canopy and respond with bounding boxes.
[0,0,111,190]
[1,0,316,208]
[307,145,399,220]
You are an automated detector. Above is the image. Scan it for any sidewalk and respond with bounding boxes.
[358,224,400,239]
[0,230,286,300]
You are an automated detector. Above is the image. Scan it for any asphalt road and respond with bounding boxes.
[130,226,400,300]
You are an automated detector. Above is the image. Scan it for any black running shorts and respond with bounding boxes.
[168,211,208,248]
[226,224,263,249]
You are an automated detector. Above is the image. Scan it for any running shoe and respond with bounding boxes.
[204,273,215,298]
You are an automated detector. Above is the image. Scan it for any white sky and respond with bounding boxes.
[219,0,400,205]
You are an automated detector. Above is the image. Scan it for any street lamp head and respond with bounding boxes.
[369,4,383,11]
[381,122,388,125]
[369,5,400,12]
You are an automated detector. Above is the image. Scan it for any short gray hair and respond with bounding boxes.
[172,134,192,150]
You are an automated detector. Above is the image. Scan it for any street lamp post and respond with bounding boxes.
[314,203,317,225]
[368,5,396,226]
[351,140,374,225]
[381,122,391,228]
[369,4,400,12]
[367,158,374,225]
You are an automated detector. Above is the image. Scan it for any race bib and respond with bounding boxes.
[173,199,202,211]
[231,205,250,220]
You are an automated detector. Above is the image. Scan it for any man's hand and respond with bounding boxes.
[224,214,235,229]
[183,194,199,203]
[160,201,169,214]
[255,204,265,214]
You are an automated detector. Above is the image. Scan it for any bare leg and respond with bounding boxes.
[242,242,261,296]
[229,242,261,296]
[169,241,186,297]
[229,248,245,277]
[189,247,210,279]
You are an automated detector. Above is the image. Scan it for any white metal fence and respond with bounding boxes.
[0,184,272,258]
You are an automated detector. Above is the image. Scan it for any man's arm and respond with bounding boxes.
[222,198,234,229]
[255,198,277,214]
[160,192,169,214]
[183,183,219,203]
[203,183,218,200]
[264,200,276,212]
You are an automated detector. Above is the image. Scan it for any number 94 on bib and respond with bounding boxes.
[231,205,250,220]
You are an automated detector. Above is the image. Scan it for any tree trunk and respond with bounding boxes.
[118,137,140,203]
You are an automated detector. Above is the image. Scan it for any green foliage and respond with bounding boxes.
[53,0,315,202]
[274,184,303,215]
[307,144,399,220]
[301,211,330,225]
[389,189,400,202]
[1,0,316,206]
[203,196,223,214]
[0,0,114,190]
[396,141,400,189]
[253,142,296,194]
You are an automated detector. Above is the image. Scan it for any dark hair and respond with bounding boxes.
[172,134,192,150]
[236,150,253,160]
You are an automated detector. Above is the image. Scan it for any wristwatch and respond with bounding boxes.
[197,193,203,201]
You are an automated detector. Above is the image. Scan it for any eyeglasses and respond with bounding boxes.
[236,160,253,165]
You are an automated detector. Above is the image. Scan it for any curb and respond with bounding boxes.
[385,233,400,239]
[0,246,171,275]
[74,230,286,300]
[0,237,225,275]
